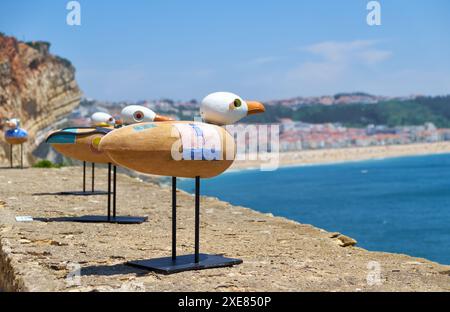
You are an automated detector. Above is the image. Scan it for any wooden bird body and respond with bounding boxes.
[99,121,235,178]
[46,108,171,164]
[99,92,265,178]
[47,126,114,163]
[4,119,28,145]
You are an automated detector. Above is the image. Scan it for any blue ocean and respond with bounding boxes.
[178,154,450,265]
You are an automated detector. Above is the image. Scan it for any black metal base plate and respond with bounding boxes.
[127,253,243,274]
[35,215,148,224]
[56,190,109,196]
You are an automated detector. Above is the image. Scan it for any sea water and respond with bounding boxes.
[178,153,450,264]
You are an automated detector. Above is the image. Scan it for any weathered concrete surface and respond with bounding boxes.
[0,167,449,292]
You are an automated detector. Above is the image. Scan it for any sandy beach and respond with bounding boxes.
[231,141,450,171]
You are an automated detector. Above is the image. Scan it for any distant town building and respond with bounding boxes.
[73,98,450,152]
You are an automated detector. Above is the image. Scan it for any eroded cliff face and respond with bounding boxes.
[0,34,81,166]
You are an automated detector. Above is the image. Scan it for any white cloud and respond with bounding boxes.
[287,61,344,83]
[247,56,279,66]
[357,49,392,65]
[301,39,392,66]
[279,40,393,95]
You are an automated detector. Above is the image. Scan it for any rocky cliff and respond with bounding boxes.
[0,34,81,166]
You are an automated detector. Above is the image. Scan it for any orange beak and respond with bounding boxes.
[246,101,265,115]
[154,114,174,122]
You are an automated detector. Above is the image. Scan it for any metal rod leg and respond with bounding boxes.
[107,163,111,220]
[83,161,86,192]
[195,176,200,263]
[91,163,95,192]
[172,177,177,261]
[20,144,23,169]
[113,165,117,218]
[10,145,12,168]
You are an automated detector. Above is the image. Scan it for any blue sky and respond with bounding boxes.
[1,0,449,101]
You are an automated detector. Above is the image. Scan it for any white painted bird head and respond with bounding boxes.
[5,118,19,129]
[91,112,115,127]
[200,92,265,125]
[120,105,173,125]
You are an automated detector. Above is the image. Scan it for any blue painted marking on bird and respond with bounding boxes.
[46,133,76,144]
[132,124,156,132]
[61,128,80,133]
[5,128,28,138]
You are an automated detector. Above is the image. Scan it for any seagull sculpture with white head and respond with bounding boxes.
[121,105,173,125]
[98,92,266,273]
[98,91,265,178]
[200,92,265,125]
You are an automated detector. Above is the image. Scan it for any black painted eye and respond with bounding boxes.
[233,99,242,108]
[133,111,144,121]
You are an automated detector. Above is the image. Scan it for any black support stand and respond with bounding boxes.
[9,144,12,168]
[7,144,24,169]
[58,162,107,196]
[57,163,148,224]
[83,161,86,192]
[172,176,177,260]
[20,143,23,169]
[127,176,242,274]
[113,165,117,217]
[92,162,95,192]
